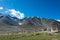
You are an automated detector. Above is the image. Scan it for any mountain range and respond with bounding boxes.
[0,14,60,34]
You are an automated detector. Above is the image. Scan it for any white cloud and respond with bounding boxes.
[57,20,60,22]
[0,7,3,10]
[8,9,24,19]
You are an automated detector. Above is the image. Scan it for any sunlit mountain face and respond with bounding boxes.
[0,13,60,33]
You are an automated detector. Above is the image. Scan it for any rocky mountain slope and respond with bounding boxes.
[20,16,60,32]
[0,14,60,33]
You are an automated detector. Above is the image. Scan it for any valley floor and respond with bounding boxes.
[0,32,60,40]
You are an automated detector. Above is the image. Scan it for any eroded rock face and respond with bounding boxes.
[0,14,60,33]
[20,16,60,32]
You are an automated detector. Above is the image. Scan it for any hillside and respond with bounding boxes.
[0,14,60,33]
[20,16,60,33]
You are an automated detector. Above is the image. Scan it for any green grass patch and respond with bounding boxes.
[0,32,59,40]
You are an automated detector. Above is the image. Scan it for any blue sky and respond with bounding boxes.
[0,0,60,20]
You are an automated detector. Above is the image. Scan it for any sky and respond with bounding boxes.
[0,0,60,20]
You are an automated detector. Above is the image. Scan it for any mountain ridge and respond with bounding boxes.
[0,14,60,33]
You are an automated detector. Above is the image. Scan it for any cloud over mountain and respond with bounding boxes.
[0,7,24,19]
[5,9,25,19]
[0,7,3,10]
